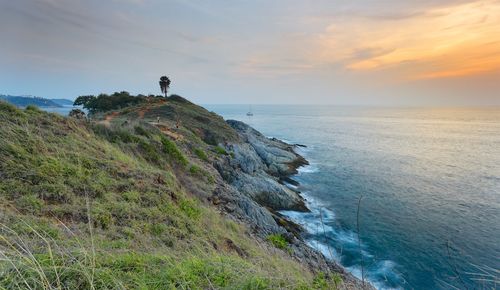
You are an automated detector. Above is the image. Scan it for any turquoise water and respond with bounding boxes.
[205,105,500,290]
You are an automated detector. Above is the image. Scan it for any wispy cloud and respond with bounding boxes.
[312,0,500,79]
[1,0,499,104]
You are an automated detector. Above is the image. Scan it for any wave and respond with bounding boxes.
[280,192,403,290]
[297,164,319,174]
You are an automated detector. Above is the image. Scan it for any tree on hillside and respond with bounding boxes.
[69,108,86,119]
[159,76,171,98]
[73,92,146,114]
[73,95,96,107]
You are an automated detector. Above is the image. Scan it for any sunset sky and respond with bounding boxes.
[1,0,499,105]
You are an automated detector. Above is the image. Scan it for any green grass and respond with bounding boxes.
[194,148,209,161]
[114,95,241,145]
[189,164,202,175]
[312,272,343,290]
[267,234,289,250]
[161,136,188,166]
[214,146,228,155]
[0,102,344,290]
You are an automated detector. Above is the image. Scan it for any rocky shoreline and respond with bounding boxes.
[211,120,372,289]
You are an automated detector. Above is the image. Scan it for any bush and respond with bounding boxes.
[139,140,160,162]
[179,199,201,219]
[16,195,43,214]
[161,137,188,166]
[25,105,41,112]
[267,234,288,250]
[0,101,25,118]
[150,223,168,236]
[69,108,86,119]
[312,272,343,290]
[194,148,208,161]
[189,164,202,175]
[214,146,228,155]
[92,206,113,229]
[74,91,146,114]
[122,190,140,202]
[114,129,141,143]
[134,125,150,137]
[92,125,140,143]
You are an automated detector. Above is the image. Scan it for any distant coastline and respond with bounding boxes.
[0,94,73,108]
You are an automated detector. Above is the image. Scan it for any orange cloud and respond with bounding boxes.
[314,0,500,80]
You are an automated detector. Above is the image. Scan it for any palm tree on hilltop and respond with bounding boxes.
[159,76,171,98]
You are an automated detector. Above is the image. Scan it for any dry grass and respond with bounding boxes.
[0,102,343,289]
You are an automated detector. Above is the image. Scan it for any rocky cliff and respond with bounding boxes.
[0,97,372,289]
[111,96,371,289]
[211,120,369,289]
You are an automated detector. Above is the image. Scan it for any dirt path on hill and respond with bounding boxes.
[153,123,183,140]
[138,108,147,119]
[98,111,119,127]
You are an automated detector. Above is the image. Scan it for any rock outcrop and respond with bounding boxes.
[210,119,371,289]
[116,97,371,289]
[215,120,308,212]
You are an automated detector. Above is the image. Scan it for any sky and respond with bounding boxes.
[1,0,499,105]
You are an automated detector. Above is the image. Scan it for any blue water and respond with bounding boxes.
[205,105,500,290]
[42,106,77,115]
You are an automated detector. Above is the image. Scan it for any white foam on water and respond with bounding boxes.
[278,148,403,290]
[295,145,313,155]
[346,265,403,290]
[306,240,340,261]
[281,189,402,290]
[283,182,298,190]
[265,135,294,145]
[297,164,319,174]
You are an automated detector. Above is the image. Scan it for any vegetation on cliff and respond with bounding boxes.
[0,99,344,289]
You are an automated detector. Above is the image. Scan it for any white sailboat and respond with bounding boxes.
[246,105,254,116]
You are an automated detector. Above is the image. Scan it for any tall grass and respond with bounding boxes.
[0,103,347,289]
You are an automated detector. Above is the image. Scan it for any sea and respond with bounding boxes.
[203,105,500,290]
[42,106,77,115]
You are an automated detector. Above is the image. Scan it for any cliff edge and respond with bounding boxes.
[0,97,371,289]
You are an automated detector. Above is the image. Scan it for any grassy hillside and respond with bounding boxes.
[0,101,342,289]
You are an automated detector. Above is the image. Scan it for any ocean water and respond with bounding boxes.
[205,105,500,290]
[42,106,77,115]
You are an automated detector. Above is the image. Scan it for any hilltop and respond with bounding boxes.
[0,96,368,289]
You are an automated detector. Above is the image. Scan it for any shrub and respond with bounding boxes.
[69,108,86,119]
[74,91,146,114]
[194,148,208,161]
[0,101,23,115]
[139,140,160,162]
[161,137,188,166]
[150,223,168,236]
[92,206,113,229]
[267,234,288,250]
[134,125,150,137]
[25,105,41,112]
[313,272,343,290]
[115,129,141,143]
[214,146,228,155]
[16,194,43,214]
[91,125,140,143]
[179,199,201,219]
[189,164,201,175]
[122,190,140,202]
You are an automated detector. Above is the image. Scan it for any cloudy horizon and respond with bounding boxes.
[1,0,499,105]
